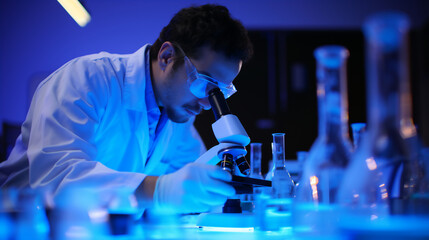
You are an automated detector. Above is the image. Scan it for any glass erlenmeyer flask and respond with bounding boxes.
[293,45,353,236]
[337,11,422,218]
[336,11,429,239]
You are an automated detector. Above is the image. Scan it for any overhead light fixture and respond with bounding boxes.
[57,0,91,27]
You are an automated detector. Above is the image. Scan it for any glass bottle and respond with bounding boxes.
[293,45,353,236]
[270,133,295,198]
[337,12,425,221]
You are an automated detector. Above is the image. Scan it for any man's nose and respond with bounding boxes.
[198,97,211,110]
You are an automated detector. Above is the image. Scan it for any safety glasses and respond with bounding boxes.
[173,43,237,99]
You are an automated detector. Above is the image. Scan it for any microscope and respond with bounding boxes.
[196,88,271,214]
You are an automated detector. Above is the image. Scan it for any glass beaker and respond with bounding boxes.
[293,45,353,236]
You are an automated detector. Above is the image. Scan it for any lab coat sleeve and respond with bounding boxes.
[163,117,206,173]
[24,57,146,195]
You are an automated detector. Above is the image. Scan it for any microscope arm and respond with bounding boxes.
[194,88,251,174]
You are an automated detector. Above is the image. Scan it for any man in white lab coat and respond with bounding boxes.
[0,4,253,213]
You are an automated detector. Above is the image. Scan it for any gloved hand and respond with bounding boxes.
[154,162,236,213]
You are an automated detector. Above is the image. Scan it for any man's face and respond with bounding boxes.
[158,45,242,123]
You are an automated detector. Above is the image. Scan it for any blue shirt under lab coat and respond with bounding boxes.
[0,44,205,195]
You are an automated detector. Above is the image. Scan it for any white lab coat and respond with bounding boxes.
[0,44,205,195]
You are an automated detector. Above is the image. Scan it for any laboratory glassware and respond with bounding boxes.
[250,143,264,180]
[265,144,275,181]
[337,12,426,220]
[269,133,295,198]
[256,133,294,231]
[108,188,139,235]
[351,123,366,150]
[293,45,353,236]
[15,189,50,240]
[53,186,110,239]
[0,189,18,239]
[242,143,264,205]
[296,151,308,184]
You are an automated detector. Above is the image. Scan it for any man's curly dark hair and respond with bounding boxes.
[150,4,253,65]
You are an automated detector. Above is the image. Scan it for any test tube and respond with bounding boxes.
[271,133,294,198]
[273,133,286,169]
[351,123,366,150]
[250,143,263,179]
[296,151,308,183]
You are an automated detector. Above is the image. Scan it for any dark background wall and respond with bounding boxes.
[1,0,428,168]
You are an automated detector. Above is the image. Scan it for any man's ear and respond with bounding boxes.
[158,41,175,71]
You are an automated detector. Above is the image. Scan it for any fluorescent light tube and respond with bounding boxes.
[58,0,91,27]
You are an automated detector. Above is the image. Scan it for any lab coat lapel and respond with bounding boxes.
[122,44,152,169]
[135,112,150,169]
[142,121,173,175]
[123,45,150,112]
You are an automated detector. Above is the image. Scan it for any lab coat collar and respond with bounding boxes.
[123,44,153,112]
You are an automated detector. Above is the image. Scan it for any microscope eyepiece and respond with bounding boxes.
[208,88,231,121]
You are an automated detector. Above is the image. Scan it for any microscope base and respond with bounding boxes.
[196,212,255,230]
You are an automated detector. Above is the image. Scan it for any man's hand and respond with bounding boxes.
[154,162,236,213]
